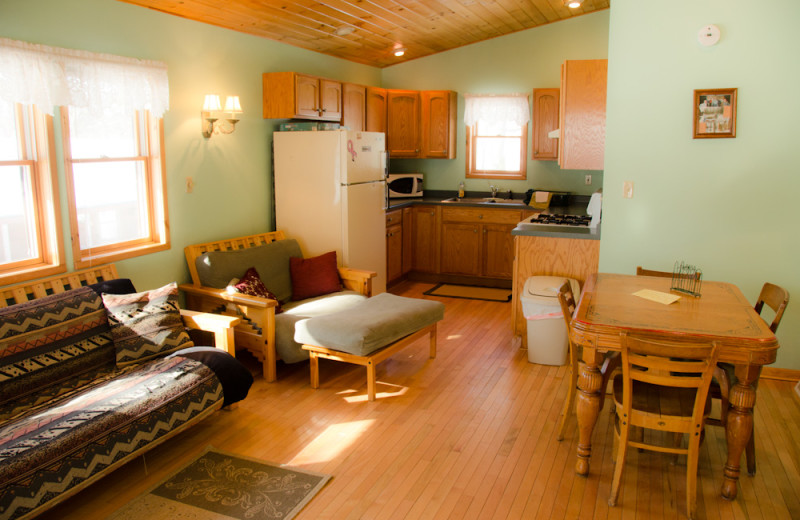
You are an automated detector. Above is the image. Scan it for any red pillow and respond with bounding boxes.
[290,251,341,301]
[233,267,282,313]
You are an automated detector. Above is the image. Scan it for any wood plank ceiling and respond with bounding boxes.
[116,0,609,68]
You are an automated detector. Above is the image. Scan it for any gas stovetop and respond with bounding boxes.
[526,214,593,227]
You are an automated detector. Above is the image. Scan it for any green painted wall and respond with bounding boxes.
[0,0,380,291]
[603,0,800,369]
[382,11,610,197]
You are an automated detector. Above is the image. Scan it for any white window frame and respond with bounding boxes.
[61,106,169,269]
[0,103,64,285]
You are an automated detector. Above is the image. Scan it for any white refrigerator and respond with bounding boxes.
[273,129,388,294]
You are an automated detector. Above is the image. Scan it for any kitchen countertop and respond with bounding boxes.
[387,190,600,240]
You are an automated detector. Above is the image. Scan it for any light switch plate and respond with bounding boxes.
[622,181,634,199]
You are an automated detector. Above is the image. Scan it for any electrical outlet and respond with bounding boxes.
[584,174,592,185]
[623,180,634,199]
[186,177,194,193]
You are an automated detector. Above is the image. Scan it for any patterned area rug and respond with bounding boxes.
[109,447,331,520]
[424,283,512,302]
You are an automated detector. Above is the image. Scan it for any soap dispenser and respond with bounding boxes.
[458,181,465,199]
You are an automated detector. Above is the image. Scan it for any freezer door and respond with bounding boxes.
[341,180,387,294]
[341,130,387,185]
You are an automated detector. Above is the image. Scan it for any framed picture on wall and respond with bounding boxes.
[693,88,737,138]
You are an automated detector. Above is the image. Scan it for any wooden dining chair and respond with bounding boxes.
[707,282,789,476]
[609,332,719,520]
[555,281,619,441]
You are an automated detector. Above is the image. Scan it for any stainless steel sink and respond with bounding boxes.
[441,197,525,205]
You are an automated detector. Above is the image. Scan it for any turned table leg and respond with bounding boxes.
[721,364,760,500]
[576,345,604,476]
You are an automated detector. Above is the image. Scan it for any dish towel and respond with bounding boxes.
[587,192,602,228]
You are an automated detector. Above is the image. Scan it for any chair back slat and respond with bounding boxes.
[1,265,120,307]
[755,282,789,333]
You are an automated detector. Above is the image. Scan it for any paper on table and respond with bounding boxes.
[535,191,549,203]
[633,289,681,305]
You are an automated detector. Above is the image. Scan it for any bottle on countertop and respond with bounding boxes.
[458,181,465,199]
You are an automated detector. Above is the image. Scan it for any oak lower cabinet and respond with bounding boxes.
[410,205,440,273]
[262,72,342,121]
[386,209,403,285]
[440,207,522,279]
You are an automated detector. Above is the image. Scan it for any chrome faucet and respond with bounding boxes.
[490,185,498,198]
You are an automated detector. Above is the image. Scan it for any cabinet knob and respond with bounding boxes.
[478,214,483,219]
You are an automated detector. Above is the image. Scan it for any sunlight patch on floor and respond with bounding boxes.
[287,419,375,466]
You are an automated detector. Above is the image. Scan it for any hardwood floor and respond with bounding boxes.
[39,281,800,519]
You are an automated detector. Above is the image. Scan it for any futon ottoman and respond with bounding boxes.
[295,293,445,400]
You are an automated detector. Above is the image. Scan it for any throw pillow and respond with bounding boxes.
[289,251,341,301]
[0,286,114,408]
[102,282,194,367]
[229,267,282,314]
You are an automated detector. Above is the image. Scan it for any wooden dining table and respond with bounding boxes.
[569,273,780,500]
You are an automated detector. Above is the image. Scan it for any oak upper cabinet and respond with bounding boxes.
[387,90,420,158]
[262,72,342,121]
[532,88,560,161]
[558,60,607,170]
[366,87,388,133]
[411,205,439,273]
[342,83,366,131]
[421,90,457,159]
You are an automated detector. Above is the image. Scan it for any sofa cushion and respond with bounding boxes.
[294,293,445,356]
[0,286,114,412]
[88,278,137,296]
[170,346,253,406]
[102,282,194,367]
[275,291,367,363]
[290,250,341,301]
[230,267,282,313]
[195,239,303,303]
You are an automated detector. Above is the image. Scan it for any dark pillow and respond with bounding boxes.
[231,267,282,314]
[89,278,136,296]
[102,282,194,367]
[290,251,341,301]
[170,346,253,406]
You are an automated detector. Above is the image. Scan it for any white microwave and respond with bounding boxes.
[387,173,423,198]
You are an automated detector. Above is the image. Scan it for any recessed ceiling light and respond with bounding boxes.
[334,26,355,36]
[564,0,582,7]
[394,47,406,57]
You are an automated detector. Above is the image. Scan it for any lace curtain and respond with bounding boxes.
[463,93,530,127]
[0,37,169,117]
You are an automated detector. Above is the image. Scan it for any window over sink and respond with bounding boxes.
[464,93,529,180]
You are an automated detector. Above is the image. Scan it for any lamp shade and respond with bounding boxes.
[203,94,222,111]
[224,96,242,113]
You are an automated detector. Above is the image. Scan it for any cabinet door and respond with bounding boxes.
[421,90,456,158]
[402,207,413,275]
[559,60,607,170]
[342,83,366,131]
[411,205,438,272]
[386,224,403,284]
[532,88,560,160]
[441,222,481,275]
[295,74,321,119]
[366,87,388,133]
[319,79,342,121]
[387,90,420,158]
[483,223,516,278]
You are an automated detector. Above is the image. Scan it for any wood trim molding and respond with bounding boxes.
[761,366,800,382]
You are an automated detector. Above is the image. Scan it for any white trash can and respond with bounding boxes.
[521,276,580,365]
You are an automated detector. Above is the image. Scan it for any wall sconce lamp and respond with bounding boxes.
[201,94,242,138]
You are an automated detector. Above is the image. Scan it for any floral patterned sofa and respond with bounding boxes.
[0,265,252,520]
